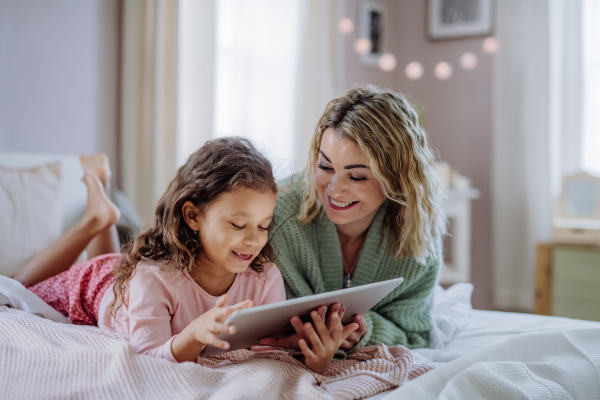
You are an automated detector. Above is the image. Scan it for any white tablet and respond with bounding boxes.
[201,277,404,356]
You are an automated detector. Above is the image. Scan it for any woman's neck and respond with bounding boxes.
[335,208,378,270]
[192,259,237,297]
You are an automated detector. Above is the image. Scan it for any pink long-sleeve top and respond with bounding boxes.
[97,257,286,363]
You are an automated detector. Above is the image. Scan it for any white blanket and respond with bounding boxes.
[385,327,600,399]
[0,306,434,399]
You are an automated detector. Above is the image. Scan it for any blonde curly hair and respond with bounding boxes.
[298,85,446,263]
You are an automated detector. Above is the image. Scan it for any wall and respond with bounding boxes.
[344,0,494,309]
[0,0,121,186]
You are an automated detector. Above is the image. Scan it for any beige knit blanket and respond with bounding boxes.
[0,306,433,399]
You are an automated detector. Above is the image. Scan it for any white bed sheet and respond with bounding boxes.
[432,309,600,364]
[379,311,600,400]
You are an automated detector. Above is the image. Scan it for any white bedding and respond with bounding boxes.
[383,311,600,399]
[2,277,600,399]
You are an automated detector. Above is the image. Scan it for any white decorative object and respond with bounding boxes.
[357,1,386,66]
[441,187,480,284]
[553,172,600,245]
[434,162,451,187]
[428,0,494,40]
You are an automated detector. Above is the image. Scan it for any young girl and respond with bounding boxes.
[14,137,356,370]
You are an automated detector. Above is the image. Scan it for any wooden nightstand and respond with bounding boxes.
[535,242,600,321]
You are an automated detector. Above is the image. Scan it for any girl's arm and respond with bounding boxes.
[127,268,251,362]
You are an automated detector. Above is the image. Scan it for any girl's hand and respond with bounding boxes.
[339,314,367,350]
[173,294,252,362]
[195,294,253,350]
[298,308,358,374]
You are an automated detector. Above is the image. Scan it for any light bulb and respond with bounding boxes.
[482,37,499,54]
[378,53,397,72]
[339,18,354,35]
[434,62,453,80]
[354,38,372,55]
[405,62,424,80]
[460,52,478,70]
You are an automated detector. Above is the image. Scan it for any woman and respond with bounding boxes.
[259,85,446,357]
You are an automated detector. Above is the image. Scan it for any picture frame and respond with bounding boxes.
[553,171,600,245]
[357,1,387,66]
[427,0,494,40]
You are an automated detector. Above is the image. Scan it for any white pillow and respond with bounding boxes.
[0,162,63,277]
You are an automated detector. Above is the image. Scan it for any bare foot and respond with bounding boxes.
[80,154,111,195]
[81,171,120,232]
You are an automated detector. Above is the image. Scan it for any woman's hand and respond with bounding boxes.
[258,303,366,352]
[298,308,358,374]
[172,294,252,362]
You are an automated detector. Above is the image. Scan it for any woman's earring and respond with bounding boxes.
[193,230,198,235]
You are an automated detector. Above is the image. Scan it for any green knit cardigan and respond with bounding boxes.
[269,175,442,358]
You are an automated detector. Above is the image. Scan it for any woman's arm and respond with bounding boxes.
[350,250,440,351]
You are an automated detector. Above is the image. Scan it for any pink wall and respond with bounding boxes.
[0,0,121,186]
[343,0,494,309]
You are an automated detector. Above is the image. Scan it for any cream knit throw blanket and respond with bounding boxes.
[0,307,433,399]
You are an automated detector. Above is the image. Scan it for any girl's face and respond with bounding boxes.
[315,128,386,231]
[192,187,277,275]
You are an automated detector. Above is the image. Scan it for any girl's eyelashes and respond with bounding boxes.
[349,176,367,182]
[231,222,270,231]
[317,163,332,171]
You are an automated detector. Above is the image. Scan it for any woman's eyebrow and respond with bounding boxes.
[320,151,369,169]
[319,150,331,163]
[344,164,370,170]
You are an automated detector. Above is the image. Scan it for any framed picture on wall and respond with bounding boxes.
[358,1,386,66]
[427,0,494,40]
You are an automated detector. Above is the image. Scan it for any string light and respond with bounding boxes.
[434,62,453,80]
[460,52,478,70]
[339,18,354,35]
[354,38,372,55]
[405,62,424,80]
[378,53,397,72]
[482,37,499,54]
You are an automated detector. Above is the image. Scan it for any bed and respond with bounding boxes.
[2,153,600,399]
[2,278,599,399]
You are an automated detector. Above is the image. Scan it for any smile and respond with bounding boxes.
[327,194,358,210]
[232,251,254,264]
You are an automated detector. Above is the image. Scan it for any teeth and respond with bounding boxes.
[330,198,355,208]
[234,251,251,259]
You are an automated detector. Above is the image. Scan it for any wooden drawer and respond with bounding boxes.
[551,247,600,321]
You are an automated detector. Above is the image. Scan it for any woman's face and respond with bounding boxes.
[314,128,386,232]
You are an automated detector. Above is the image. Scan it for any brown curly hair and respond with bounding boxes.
[110,137,278,318]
